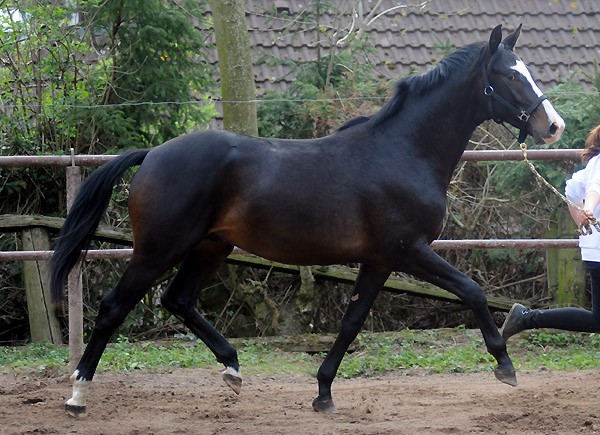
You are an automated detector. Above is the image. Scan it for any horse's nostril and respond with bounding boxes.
[549,122,558,135]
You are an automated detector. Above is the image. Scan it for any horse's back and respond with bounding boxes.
[126,126,441,265]
[126,129,381,264]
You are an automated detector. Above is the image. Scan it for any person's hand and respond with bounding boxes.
[582,209,595,226]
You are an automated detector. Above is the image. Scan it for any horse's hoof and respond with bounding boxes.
[312,396,338,413]
[494,365,517,387]
[65,403,87,418]
[223,366,242,395]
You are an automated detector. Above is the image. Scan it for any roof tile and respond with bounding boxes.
[209,0,600,94]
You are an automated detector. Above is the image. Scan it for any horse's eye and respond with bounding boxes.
[507,72,518,81]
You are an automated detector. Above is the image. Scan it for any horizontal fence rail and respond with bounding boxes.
[0,154,117,167]
[0,239,581,262]
[0,148,582,168]
[459,149,581,161]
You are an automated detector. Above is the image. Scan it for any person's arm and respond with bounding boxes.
[584,190,600,215]
[569,204,586,227]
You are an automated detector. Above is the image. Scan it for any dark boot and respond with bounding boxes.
[499,303,533,342]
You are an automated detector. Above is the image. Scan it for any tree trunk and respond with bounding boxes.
[210,0,258,136]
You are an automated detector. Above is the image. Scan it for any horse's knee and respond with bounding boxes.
[459,278,487,308]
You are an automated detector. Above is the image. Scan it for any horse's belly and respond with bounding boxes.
[216,222,369,266]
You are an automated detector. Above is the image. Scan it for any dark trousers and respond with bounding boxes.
[530,261,600,332]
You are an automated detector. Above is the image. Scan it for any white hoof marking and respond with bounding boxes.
[66,369,91,408]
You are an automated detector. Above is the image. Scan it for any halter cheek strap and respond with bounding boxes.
[481,61,548,143]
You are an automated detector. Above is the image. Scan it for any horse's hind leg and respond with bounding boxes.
[159,239,241,393]
[313,263,391,413]
[65,254,172,417]
[398,243,516,386]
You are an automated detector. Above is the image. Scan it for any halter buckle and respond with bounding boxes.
[518,111,530,122]
[484,86,494,96]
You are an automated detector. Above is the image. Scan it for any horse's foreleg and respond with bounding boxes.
[313,264,390,413]
[399,243,516,386]
[159,241,241,394]
[66,257,166,418]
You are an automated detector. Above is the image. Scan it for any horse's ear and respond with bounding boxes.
[503,24,522,51]
[489,25,503,55]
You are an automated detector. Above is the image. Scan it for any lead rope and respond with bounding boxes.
[518,140,600,236]
[496,122,600,235]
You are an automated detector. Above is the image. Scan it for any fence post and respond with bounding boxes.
[21,226,62,343]
[66,157,83,375]
[546,207,586,307]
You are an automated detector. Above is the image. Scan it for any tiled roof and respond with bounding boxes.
[213,0,600,95]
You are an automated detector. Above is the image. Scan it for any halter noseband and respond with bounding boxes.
[481,49,547,143]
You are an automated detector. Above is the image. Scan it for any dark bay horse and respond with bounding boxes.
[50,25,564,417]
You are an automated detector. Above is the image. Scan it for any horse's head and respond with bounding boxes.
[482,24,564,145]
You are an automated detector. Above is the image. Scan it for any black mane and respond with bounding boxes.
[368,41,487,127]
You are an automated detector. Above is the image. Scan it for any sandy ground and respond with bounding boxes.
[1,367,599,434]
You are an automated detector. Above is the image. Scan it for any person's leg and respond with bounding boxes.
[500,261,600,341]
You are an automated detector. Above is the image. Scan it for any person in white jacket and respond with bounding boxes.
[501,125,600,341]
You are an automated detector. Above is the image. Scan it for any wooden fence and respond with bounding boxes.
[0,149,584,370]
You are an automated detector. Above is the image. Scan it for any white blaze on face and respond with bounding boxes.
[512,60,565,144]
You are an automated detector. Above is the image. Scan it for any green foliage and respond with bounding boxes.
[79,0,217,149]
[513,331,600,371]
[98,336,215,371]
[256,3,390,139]
[337,329,600,378]
[549,65,600,151]
[0,0,217,343]
[257,44,388,139]
[337,329,494,378]
[3,329,599,380]
[0,342,68,374]
[0,0,216,203]
[525,330,600,349]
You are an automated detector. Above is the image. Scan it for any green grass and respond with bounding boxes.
[1,328,599,379]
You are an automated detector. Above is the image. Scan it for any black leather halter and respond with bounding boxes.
[481,53,547,143]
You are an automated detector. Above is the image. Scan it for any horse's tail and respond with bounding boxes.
[50,149,150,303]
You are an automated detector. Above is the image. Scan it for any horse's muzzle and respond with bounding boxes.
[531,101,565,145]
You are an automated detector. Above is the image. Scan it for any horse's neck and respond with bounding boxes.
[385,80,483,181]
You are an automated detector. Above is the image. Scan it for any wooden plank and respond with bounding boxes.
[0,214,133,245]
[226,255,516,311]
